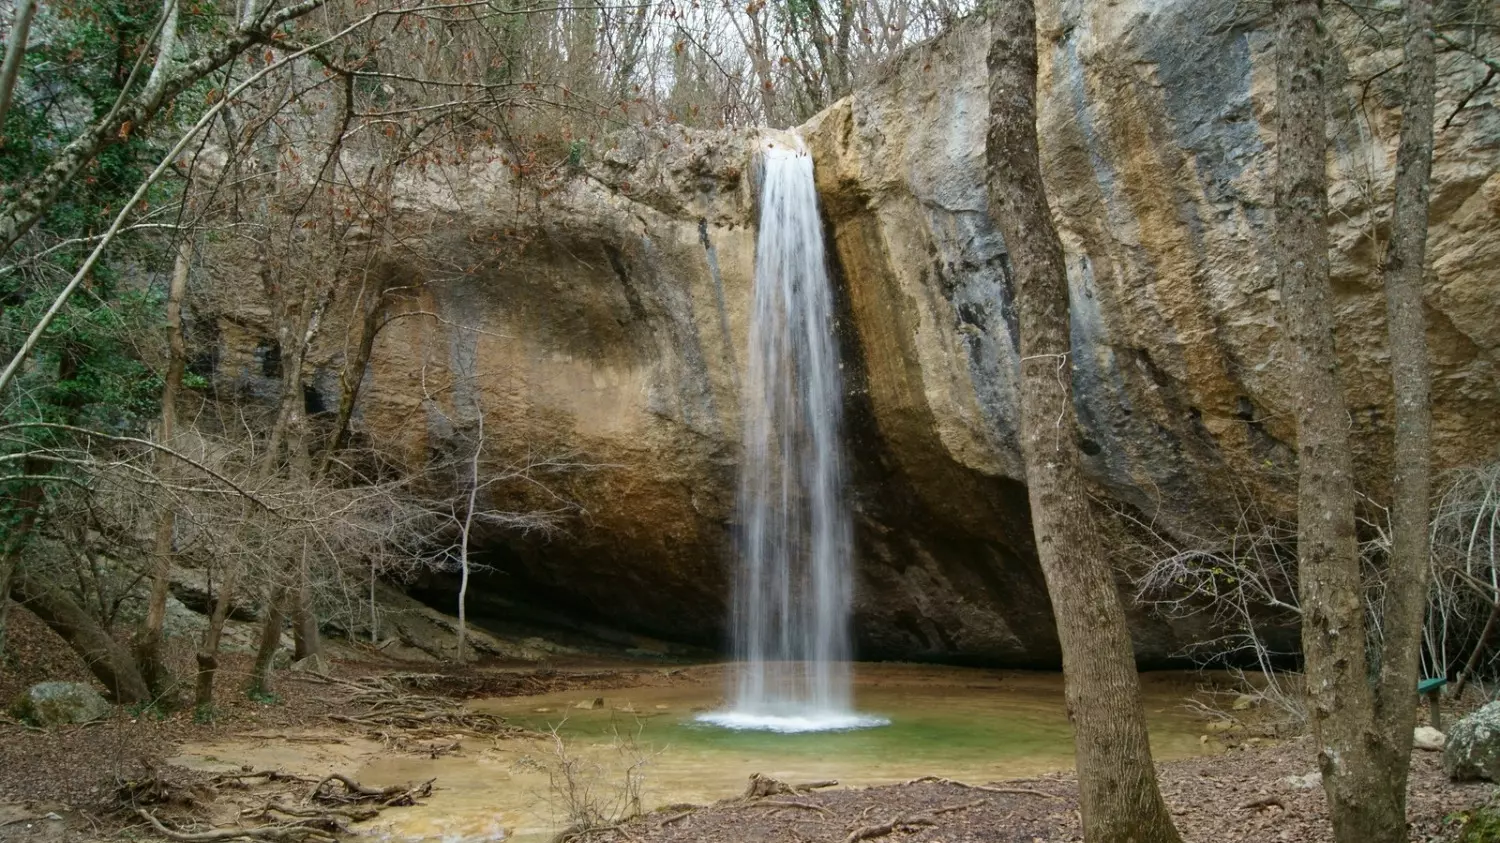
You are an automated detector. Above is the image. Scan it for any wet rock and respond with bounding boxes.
[10,682,111,727]
[1446,703,1500,781]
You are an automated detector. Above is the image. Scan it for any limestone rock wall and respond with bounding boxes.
[208,2,1500,665]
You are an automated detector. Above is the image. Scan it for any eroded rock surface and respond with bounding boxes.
[206,3,1499,665]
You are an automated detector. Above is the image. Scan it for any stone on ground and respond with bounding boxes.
[1445,702,1500,781]
[1415,726,1446,752]
[9,681,111,727]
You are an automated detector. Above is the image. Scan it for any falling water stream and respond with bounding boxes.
[697,137,886,734]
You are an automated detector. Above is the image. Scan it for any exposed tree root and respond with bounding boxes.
[842,799,992,843]
[901,775,1061,799]
[299,672,525,739]
[137,808,337,843]
[309,773,434,807]
[742,773,839,799]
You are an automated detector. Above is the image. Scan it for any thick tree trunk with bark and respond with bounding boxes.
[1370,0,1437,837]
[193,566,241,709]
[1270,2,1429,840]
[247,585,287,697]
[984,4,1181,842]
[11,566,151,703]
[292,539,321,662]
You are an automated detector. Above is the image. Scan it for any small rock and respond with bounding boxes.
[1446,701,1500,781]
[1414,725,1446,752]
[654,704,669,710]
[1231,694,1257,711]
[9,682,111,727]
[1284,772,1322,790]
[574,697,605,710]
[1205,720,1239,733]
[533,707,554,713]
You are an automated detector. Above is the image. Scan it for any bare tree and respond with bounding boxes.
[1272,0,1440,839]
[984,2,1181,841]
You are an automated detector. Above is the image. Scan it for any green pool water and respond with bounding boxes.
[487,663,1216,787]
[340,663,1222,843]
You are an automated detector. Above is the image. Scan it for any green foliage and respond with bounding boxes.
[567,139,588,170]
[192,702,218,724]
[246,688,281,706]
[0,0,212,558]
[1449,805,1500,843]
[126,700,167,721]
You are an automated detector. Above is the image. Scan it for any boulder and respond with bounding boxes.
[1415,726,1446,752]
[1445,702,1500,781]
[10,682,111,727]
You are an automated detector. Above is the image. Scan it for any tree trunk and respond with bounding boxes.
[0,0,38,133]
[134,238,192,702]
[0,475,45,661]
[11,566,151,703]
[1368,0,1437,836]
[456,412,483,663]
[193,565,241,709]
[1271,2,1400,840]
[247,585,287,698]
[983,4,1181,842]
[291,538,321,662]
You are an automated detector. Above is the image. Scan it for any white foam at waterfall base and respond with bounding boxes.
[701,136,886,735]
[695,709,890,734]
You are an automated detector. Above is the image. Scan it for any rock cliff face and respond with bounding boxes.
[211,1,1500,665]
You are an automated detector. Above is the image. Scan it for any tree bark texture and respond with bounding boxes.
[1370,0,1437,837]
[11,566,151,703]
[984,4,1181,842]
[1272,2,1407,840]
[247,585,287,697]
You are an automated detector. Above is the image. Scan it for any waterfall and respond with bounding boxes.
[698,137,886,734]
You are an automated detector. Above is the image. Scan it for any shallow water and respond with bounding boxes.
[172,664,1223,843]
